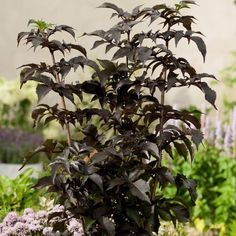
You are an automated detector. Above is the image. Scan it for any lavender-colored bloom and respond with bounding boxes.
[2,227,16,236]
[28,221,43,232]
[12,221,29,236]
[231,106,236,145]
[67,218,82,233]
[3,212,18,226]
[224,125,233,156]
[36,210,48,219]
[21,213,36,224]
[73,232,83,236]
[42,226,53,235]
[215,119,223,148]
[49,204,65,213]
[23,208,35,215]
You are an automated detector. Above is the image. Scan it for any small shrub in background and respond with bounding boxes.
[17,1,217,235]
[0,169,47,221]
[0,128,43,164]
[168,147,236,235]
[0,77,35,131]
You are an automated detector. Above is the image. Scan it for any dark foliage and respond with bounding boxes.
[18,1,216,235]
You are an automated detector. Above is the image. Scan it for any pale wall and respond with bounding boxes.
[0,0,235,107]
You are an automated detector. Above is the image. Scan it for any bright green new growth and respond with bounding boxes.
[28,19,54,31]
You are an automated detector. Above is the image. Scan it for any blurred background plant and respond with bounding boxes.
[162,103,236,235]
[0,77,35,131]
[0,168,48,221]
[0,77,63,164]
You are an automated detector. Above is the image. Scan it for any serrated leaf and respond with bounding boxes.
[98,59,116,71]
[130,179,151,204]
[136,47,152,62]
[17,32,29,46]
[200,82,217,109]
[105,43,116,53]
[112,47,130,60]
[191,36,206,62]
[89,173,103,191]
[183,137,194,162]
[108,177,126,190]
[127,208,141,226]
[33,176,52,189]
[91,40,107,50]
[99,217,115,236]
[191,129,203,148]
[36,84,51,102]
[175,174,197,204]
[86,30,106,38]
[98,2,123,15]
[59,25,75,38]
[68,44,87,57]
[92,152,108,164]
[132,5,143,16]
[44,116,56,126]
[171,204,189,222]
[174,142,188,161]
[149,11,161,26]
[141,141,160,159]
[175,31,184,47]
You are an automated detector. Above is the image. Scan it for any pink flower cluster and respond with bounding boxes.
[0,206,84,236]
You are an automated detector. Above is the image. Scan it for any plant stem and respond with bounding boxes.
[151,39,169,201]
[50,52,72,147]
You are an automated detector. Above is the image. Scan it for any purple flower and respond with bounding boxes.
[215,119,223,147]
[28,221,43,232]
[21,213,36,224]
[231,106,236,145]
[3,212,18,226]
[224,125,233,156]
[12,222,29,236]
[51,204,64,212]
[42,226,53,235]
[67,218,82,233]
[23,208,35,215]
[36,210,48,219]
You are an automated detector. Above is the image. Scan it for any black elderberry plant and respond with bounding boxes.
[18,1,217,235]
